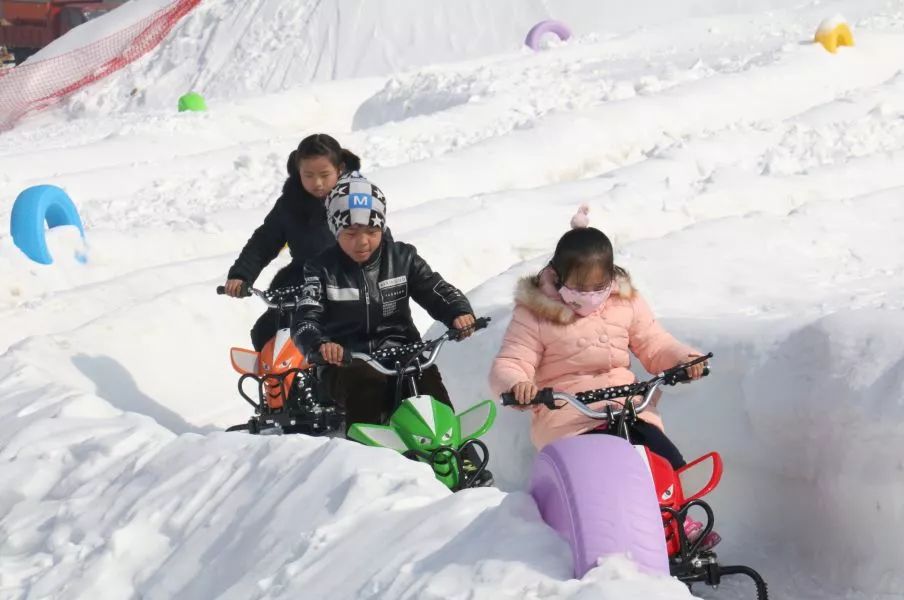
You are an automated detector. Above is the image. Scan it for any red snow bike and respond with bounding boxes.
[502,354,768,598]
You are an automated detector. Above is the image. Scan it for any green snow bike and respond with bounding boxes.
[309,317,496,492]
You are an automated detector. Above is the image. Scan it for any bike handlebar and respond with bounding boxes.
[501,353,712,421]
[219,280,492,375]
[217,283,307,310]
[307,317,492,375]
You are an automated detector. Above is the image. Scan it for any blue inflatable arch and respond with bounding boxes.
[10,185,85,265]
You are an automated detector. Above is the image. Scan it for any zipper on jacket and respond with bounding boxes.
[361,266,372,353]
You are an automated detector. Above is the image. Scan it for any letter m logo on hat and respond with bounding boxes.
[349,193,372,208]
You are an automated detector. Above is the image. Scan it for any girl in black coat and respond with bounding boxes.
[224,134,360,350]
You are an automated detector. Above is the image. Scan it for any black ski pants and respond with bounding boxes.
[321,360,453,433]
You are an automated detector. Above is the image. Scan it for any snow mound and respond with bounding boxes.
[31,0,801,121]
[0,338,690,599]
[57,0,551,117]
[5,0,904,598]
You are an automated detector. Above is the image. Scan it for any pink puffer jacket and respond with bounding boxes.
[489,267,697,449]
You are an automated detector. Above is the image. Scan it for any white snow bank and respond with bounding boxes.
[0,340,691,600]
[370,31,904,209]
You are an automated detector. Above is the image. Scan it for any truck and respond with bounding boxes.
[0,0,126,64]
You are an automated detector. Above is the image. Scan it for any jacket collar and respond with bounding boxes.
[514,266,634,324]
[279,175,327,222]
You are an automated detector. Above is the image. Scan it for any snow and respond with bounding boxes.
[3,0,904,598]
[817,14,851,34]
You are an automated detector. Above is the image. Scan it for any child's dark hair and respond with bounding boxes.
[286,133,361,176]
[548,227,631,287]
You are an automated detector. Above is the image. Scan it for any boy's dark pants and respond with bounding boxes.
[250,310,283,351]
[321,360,453,431]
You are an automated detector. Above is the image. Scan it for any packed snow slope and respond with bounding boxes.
[3,0,904,598]
[26,0,803,115]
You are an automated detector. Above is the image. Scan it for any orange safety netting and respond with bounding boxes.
[0,0,201,132]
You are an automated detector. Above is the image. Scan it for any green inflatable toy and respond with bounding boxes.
[178,92,207,113]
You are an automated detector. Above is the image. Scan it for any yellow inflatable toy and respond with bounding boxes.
[815,16,854,54]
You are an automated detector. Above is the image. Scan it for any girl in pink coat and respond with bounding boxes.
[489,207,719,548]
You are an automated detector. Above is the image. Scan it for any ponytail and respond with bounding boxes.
[340,148,361,173]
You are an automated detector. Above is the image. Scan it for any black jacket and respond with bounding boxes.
[227,175,335,285]
[293,239,473,355]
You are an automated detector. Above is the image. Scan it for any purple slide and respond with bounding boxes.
[529,435,669,578]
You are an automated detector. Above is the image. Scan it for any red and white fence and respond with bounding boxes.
[0,0,201,132]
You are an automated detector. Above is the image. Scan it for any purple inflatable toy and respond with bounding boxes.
[529,434,669,578]
[524,20,572,50]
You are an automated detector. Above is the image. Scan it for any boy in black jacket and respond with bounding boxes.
[293,172,492,484]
